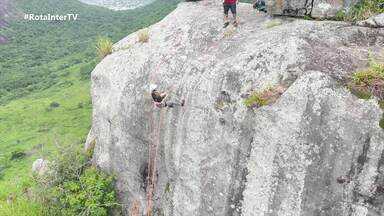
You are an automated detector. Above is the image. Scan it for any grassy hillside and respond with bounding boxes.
[0,0,180,214]
[0,0,180,104]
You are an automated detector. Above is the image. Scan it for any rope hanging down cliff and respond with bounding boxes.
[145,107,165,216]
[145,56,166,216]
[145,55,185,216]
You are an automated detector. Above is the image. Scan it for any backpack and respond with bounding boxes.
[253,0,267,13]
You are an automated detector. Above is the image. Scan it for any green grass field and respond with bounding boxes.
[0,67,91,215]
[0,0,180,214]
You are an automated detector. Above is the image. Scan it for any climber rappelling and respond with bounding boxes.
[150,84,185,108]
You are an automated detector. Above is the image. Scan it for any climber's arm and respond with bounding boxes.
[160,93,168,102]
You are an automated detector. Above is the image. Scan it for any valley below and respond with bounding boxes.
[78,0,156,10]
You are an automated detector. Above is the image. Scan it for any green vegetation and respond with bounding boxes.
[265,20,282,28]
[214,100,226,110]
[0,198,44,216]
[0,73,93,215]
[379,100,384,109]
[223,26,236,38]
[244,85,286,108]
[349,87,373,99]
[10,151,27,161]
[34,145,119,216]
[0,0,181,104]
[349,58,384,100]
[138,28,150,43]
[0,0,181,214]
[164,182,171,193]
[303,15,314,20]
[335,0,384,21]
[244,91,268,108]
[96,37,113,59]
[349,57,384,130]
[334,10,347,21]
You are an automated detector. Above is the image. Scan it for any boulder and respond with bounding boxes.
[32,158,49,176]
[357,13,384,28]
[86,1,384,215]
[267,0,359,18]
[242,71,384,216]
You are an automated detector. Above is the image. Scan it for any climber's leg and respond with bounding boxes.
[230,4,238,26]
[223,3,230,28]
[164,99,185,108]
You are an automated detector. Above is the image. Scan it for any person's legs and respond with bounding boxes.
[164,99,185,108]
[223,3,230,28]
[230,4,238,25]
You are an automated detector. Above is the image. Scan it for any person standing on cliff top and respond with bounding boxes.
[223,0,238,28]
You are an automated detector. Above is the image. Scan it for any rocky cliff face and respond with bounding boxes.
[86,1,384,215]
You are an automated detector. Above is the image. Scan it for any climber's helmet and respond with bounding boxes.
[150,84,158,92]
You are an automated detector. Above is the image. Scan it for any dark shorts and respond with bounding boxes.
[223,3,236,15]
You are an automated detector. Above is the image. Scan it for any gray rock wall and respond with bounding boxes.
[86,1,384,215]
[242,71,384,216]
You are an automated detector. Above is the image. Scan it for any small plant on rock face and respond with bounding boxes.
[334,10,346,21]
[214,100,226,110]
[349,56,384,130]
[341,0,384,21]
[380,117,384,129]
[244,85,286,108]
[223,26,236,38]
[349,57,384,100]
[244,92,268,108]
[96,37,113,59]
[265,20,282,28]
[379,100,384,109]
[138,28,150,43]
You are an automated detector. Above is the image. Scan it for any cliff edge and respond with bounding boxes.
[86,1,384,215]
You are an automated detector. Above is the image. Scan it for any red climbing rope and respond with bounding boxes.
[146,107,165,216]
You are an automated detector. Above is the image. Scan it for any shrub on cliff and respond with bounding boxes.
[349,58,384,100]
[34,145,120,216]
[336,0,384,21]
[138,28,150,43]
[244,85,287,108]
[96,37,113,59]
